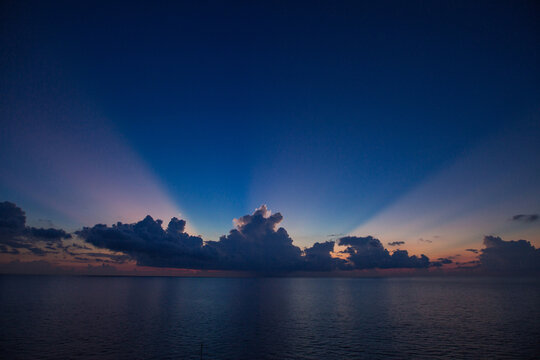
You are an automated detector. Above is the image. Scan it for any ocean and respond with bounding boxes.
[1,275,539,359]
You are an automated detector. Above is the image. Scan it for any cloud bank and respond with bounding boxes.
[3,201,539,275]
[0,201,71,256]
[76,205,432,273]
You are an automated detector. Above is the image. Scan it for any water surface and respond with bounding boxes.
[1,276,539,359]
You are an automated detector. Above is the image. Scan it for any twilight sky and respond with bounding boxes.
[1,1,539,275]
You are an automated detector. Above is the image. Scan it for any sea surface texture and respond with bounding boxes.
[1,276,539,359]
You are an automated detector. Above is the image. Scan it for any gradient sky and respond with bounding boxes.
[1,1,539,274]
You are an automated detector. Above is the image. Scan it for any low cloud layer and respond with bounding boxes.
[77,206,349,273]
[76,205,432,273]
[0,201,71,256]
[4,201,538,275]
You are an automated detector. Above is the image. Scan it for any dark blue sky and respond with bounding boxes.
[1,1,539,250]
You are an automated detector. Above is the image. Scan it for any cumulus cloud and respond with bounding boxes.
[77,206,431,273]
[205,205,304,272]
[338,236,430,269]
[0,201,71,256]
[304,241,347,271]
[77,215,206,269]
[388,241,405,246]
[3,202,439,274]
[511,214,539,223]
[478,236,540,274]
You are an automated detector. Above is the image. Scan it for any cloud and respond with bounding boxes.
[0,201,26,241]
[29,227,71,241]
[338,236,430,269]
[418,238,433,243]
[6,201,540,276]
[3,202,436,274]
[77,215,206,269]
[204,205,304,272]
[0,245,19,254]
[511,214,539,223]
[79,252,131,264]
[430,257,453,267]
[478,236,540,274]
[77,205,431,273]
[0,201,71,256]
[304,241,347,271]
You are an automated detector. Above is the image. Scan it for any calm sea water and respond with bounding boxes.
[1,275,539,359]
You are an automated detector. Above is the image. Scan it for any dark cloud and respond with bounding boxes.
[338,236,430,269]
[2,202,438,274]
[388,241,405,246]
[430,257,453,267]
[29,227,71,240]
[418,238,433,243]
[77,215,207,269]
[511,214,539,223]
[77,206,432,273]
[0,201,71,256]
[203,206,306,272]
[465,248,479,254]
[0,201,26,241]
[304,241,347,271]
[478,236,540,274]
[78,205,340,272]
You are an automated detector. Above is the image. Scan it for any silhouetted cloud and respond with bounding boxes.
[430,257,453,267]
[478,236,540,274]
[0,201,71,256]
[29,227,71,241]
[338,236,430,269]
[0,201,26,241]
[202,206,304,272]
[304,241,347,271]
[77,206,432,273]
[418,238,433,243]
[511,214,539,223]
[77,215,207,269]
[15,202,527,275]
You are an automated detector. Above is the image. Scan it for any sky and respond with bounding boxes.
[1,1,539,276]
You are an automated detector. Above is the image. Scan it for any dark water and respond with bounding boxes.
[1,276,539,359]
